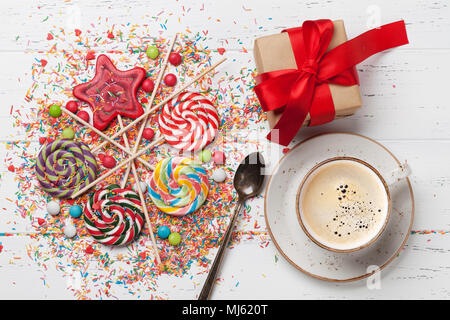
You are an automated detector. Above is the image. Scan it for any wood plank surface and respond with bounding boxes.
[0,0,448,299]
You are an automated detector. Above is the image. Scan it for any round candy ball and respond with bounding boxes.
[46,200,60,216]
[141,78,155,93]
[212,168,227,183]
[168,52,182,66]
[168,232,181,246]
[63,220,77,239]
[49,104,62,118]
[212,151,226,165]
[157,226,171,239]
[66,100,79,113]
[163,73,177,87]
[199,149,212,163]
[102,155,116,168]
[77,110,90,123]
[62,127,75,139]
[69,205,83,218]
[142,128,155,140]
[133,181,148,194]
[146,46,159,59]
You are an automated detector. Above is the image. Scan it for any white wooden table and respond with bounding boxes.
[0,0,449,299]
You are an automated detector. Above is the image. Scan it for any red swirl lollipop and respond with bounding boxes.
[158,92,219,151]
[73,55,146,131]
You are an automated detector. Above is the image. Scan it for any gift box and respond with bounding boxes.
[254,20,362,129]
[252,19,408,145]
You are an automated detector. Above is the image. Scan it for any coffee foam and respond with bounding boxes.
[299,159,389,251]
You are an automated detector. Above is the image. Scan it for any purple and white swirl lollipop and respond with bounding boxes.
[36,139,98,199]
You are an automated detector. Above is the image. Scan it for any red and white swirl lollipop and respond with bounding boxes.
[158,91,219,151]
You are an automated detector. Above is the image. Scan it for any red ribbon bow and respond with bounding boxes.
[254,20,409,146]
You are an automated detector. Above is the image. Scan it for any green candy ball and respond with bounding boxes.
[49,104,62,118]
[146,46,159,59]
[199,149,212,163]
[62,128,75,139]
[168,232,181,246]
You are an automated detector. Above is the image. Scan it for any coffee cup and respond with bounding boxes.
[296,156,410,253]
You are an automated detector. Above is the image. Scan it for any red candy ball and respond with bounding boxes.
[168,52,182,66]
[141,78,155,93]
[102,155,116,169]
[66,100,79,113]
[77,110,90,123]
[142,128,155,141]
[164,73,177,87]
[212,151,226,165]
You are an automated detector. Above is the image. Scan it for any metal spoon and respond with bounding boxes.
[198,152,265,300]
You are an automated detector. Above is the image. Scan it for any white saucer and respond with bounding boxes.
[264,132,414,282]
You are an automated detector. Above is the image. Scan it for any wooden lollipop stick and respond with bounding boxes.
[92,57,227,153]
[117,116,136,189]
[61,107,154,170]
[122,34,177,185]
[115,115,161,264]
[134,178,161,265]
[71,136,164,199]
[117,116,150,188]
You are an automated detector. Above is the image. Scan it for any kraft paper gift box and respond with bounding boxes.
[253,20,363,129]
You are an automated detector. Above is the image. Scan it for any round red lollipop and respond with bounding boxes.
[142,128,155,140]
[164,73,177,87]
[141,78,155,93]
[66,100,79,113]
[169,52,182,66]
[102,155,116,168]
[77,110,90,123]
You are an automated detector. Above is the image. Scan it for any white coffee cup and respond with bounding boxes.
[296,156,410,253]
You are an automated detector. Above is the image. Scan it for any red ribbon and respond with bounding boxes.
[254,20,409,146]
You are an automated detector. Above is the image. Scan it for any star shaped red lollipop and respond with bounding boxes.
[73,54,146,130]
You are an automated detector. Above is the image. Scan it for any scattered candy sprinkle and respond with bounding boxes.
[5,17,268,300]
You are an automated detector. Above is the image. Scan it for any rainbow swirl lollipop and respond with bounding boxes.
[149,157,209,216]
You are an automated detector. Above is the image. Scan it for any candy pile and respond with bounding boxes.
[6,20,268,299]
[37,38,224,267]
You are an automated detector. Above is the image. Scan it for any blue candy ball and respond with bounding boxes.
[69,205,83,218]
[157,226,171,239]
